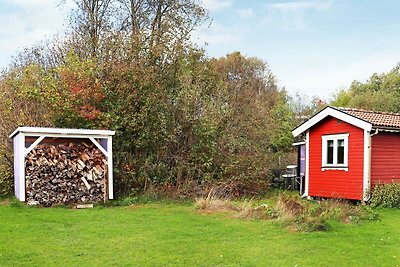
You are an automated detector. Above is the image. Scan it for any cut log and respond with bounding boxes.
[76,204,93,209]
[25,142,107,206]
[79,152,90,162]
[86,171,93,181]
[81,177,91,190]
[77,159,86,169]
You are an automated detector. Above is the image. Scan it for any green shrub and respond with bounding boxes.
[0,166,13,196]
[370,182,400,208]
[10,197,25,208]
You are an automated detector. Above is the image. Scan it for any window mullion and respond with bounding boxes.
[333,139,338,165]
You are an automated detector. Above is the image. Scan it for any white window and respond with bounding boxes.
[321,133,349,170]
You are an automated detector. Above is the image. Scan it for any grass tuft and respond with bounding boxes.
[275,194,304,219]
[195,189,238,212]
[274,194,378,231]
[10,197,26,208]
[235,201,269,220]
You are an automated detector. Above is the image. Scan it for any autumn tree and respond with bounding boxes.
[331,64,400,113]
[115,0,207,54]
[207,52,294,193]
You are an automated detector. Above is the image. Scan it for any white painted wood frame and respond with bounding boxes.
[304,130,310,197]
[14,133,26,201]
[363,129,371,201]
[89,137,108,157]
[25,136,45,156]
[321,133,349,171]
[107,136,114,199]
[10,127,114,139]
[10,127,115,201]
[292,106,372,137]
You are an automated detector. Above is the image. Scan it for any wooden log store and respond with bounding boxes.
[10,127,115,206]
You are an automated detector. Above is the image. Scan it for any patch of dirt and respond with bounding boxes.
[0,199,11,206]
[283,199,304,216]
[197,209,237,215]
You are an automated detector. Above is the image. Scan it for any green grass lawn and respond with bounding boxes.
[0,200,399,267]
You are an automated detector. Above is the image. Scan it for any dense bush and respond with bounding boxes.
[0,166,12,196]
[370,183,400,208]
[0,52,294,198]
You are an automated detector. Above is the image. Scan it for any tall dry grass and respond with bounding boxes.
[195,191,378,232]
[274,194,377,231]
[195,189,238,212]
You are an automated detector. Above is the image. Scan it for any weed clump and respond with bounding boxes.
[235,201,269,220]
[275,194,304,218]
[195,190,238,212]
[10,198,26,208]
[195,190,378,232]
[274,194,377,231]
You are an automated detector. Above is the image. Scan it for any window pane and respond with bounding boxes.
[327,140,334,164]
[337,139,344,164]
[328,140,334,147]
[337,139,344,147]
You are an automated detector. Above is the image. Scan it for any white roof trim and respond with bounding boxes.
[292,107,372,137]
[9,126,115,139]
[292,141,305,146]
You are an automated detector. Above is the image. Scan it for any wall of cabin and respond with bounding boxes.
[371,132,400,185]
[308,116,364,200]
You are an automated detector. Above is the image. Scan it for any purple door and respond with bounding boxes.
[299,144,305,177]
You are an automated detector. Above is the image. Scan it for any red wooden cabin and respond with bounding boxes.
[292,106,400,201]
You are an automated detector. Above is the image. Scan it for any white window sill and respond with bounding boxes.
[322,166,348,172]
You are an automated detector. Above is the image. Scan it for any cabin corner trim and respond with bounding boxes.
[363,129,371,201]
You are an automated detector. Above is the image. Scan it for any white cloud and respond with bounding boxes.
[6,0,61,8]
[261,1,332,30]
[202,0,232,12]
[0,0,73,68]
[236,8,254,19]
[270,1,332,11]
[274,51,400,99]
[192,22,241,46]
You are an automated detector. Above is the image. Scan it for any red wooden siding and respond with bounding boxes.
[371,133,400,184]
[309,116,364,200]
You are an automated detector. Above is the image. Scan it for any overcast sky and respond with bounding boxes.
[1,0,400,99]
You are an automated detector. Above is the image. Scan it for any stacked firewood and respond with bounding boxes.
[25,142,107,206]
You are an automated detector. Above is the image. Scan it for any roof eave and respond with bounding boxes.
[292,106,373,137]
[9,126,115,139]
[372,126,400,133]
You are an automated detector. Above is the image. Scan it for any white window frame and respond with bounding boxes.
[321,133,349,171]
